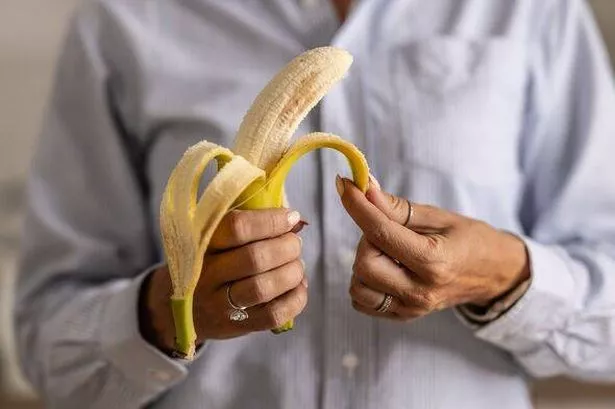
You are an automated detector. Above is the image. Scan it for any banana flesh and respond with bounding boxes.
[159,47,370,359]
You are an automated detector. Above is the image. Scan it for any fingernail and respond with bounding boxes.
[369,173,381,190]
[302,277,309,288]
[287,210,301,227]
[335,174,345,196]
[298,236,303,247]
[291,220,309,234]
[300,259,306,269]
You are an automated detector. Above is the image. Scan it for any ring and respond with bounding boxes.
[405,201,415,228]
[376,293,393,313]
[227,283,249,322]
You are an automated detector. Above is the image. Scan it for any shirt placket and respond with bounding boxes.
[319,50,374,409]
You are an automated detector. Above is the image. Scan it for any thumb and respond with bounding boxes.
[366,176,454,231]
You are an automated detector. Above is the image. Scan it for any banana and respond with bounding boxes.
[160,46,370,359]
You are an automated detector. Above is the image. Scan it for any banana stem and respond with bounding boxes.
[171,295,197,359]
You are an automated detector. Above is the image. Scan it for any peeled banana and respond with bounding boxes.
[160,47,370,359]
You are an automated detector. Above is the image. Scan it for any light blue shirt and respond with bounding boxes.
[15,0,615,408]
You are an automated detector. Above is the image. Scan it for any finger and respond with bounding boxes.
[351,300,425,322]
[349,275,397,311]
[352,237,415,299]
[364,182,411,226]
[210,209,302,250]
[337,177,431,271]
[353,237,441,305]
[206,233,302,286]
[227,259,305,308]
[349,263,430,321]
[241,284,309,332]
[367,190,454,233]
[365,183,454,232]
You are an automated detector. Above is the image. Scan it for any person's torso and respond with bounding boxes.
[99,0,544,407]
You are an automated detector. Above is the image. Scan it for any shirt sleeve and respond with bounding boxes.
[14,4,190,407]
[461,0,615,382]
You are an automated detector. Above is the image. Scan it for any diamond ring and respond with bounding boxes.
[227,283,249,321]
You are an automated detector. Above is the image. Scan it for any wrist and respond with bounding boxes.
[472,230,530,307]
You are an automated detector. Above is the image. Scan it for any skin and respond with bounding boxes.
[143,209,308,351]
[144,176,529,351]
[143,0,529,352]
[337,176,531,321]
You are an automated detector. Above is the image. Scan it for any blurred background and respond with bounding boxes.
[1,1,614,408]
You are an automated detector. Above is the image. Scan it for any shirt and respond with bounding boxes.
[14,0,615,408]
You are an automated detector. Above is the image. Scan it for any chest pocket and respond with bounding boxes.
[390,37,528,186]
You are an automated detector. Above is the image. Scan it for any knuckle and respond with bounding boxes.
[288,261,305,286]
[266,305,288,329]
[228,211,250,242]
[352,259,374,282]
[245,243,268,272]
[285,233,302,258]
[425,266,449,286]
[274,234,301,265]
[370,224,390,244]
[390,195,408,216]
[249,277,271,303]
[294,286,308,310]
[348,283,361,299]
[269,210,287,234]
[433,259,456,284]
[419,291,440,311]
[418,239,439,262]
[401,288,437,311]
[400,288,415,306]
[424,204,439,215]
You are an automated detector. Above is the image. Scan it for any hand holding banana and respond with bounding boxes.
[337,177,531,321]
[143,208,307,353]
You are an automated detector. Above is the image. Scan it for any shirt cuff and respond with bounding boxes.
[100,264,191,395]
[455,238,576,353]
[456,278,531,325]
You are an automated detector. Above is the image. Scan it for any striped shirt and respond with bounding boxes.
[15,0,615,408]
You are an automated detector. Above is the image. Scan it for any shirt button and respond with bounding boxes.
[148,369,172,382]
[342,352,360,377]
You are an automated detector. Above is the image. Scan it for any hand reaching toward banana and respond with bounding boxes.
[336,176,531,321]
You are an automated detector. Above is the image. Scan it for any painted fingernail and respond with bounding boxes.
[291,220,309,234]
[335,174,345,196]
[287,210,301,227]
[369,173,381,189]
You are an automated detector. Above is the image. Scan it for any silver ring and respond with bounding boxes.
[227,283,249,322]
[376,294,393,313]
